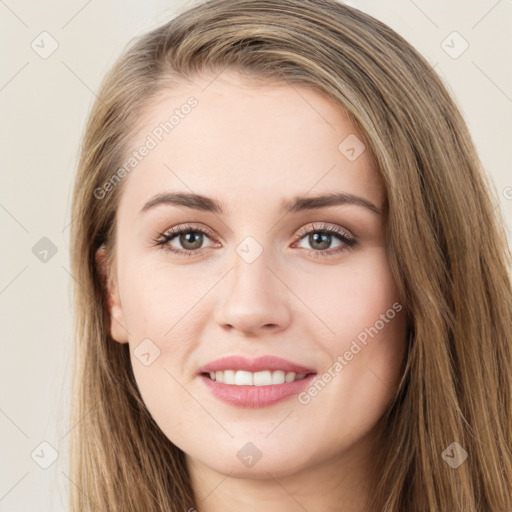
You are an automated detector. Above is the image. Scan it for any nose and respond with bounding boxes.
[213,247,292,336]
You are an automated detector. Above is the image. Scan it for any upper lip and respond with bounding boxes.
[198,355,317,375]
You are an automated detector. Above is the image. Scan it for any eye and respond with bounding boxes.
[153,222,357,259]
[153,224,218,257]
[292,222,357,258]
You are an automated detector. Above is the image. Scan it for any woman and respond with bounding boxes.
[69,0,512,510]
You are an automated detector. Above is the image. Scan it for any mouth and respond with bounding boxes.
[197,355,317,408]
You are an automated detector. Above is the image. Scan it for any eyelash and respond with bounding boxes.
[152,222,357,259]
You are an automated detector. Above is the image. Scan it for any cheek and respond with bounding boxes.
[314,307,407,444]
[119,257,208,336]
[296,248,402,343]
[298,250,407,422]
[118,260,212,402]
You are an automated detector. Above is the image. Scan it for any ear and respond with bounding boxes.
[95,246,129,344]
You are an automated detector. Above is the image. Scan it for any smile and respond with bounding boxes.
[205,369,309,385]
[197,355,317,407]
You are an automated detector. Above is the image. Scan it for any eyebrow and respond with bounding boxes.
[139,191,382,215]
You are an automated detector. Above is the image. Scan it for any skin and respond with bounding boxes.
[97,70,408,512]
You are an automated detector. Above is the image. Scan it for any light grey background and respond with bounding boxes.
[1,1,511,510]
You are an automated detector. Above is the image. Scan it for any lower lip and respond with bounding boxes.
[198,373,317,408]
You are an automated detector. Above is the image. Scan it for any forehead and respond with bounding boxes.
[117,70,385,216]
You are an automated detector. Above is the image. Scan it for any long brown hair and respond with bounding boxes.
[69,0,512,510]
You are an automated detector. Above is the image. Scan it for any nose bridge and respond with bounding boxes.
[214,235,291,333]
[232,239,271,294]
[230,237,275,308]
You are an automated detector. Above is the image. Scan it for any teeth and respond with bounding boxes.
[236,370,253,386]
[208,370,308,385]
[272,370,285,384]
[253,370,271,386]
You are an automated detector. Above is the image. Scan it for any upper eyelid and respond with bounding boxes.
[162,223,213,236]
[295,222,354,238]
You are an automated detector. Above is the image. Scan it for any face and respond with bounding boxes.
[97,70,407,481]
